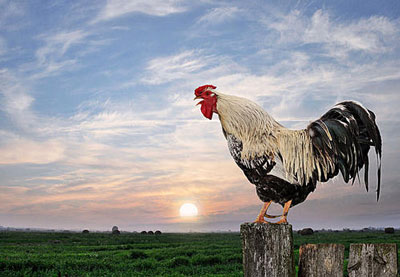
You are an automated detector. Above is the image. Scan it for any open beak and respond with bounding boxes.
[194,96,203,106]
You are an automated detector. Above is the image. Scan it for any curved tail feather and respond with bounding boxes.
[307,101,382,200]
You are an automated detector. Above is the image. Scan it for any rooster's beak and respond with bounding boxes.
[194,96,202,106]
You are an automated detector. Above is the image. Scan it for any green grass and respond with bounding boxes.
[0,230,399,276]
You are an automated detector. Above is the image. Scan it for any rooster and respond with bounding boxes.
[194,85,382,224]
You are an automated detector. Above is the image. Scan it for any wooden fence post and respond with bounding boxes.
[298,244,345,277]
[240,223,295,277]
[348,243,398,277]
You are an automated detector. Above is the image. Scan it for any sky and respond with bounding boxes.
[0,0,399,232]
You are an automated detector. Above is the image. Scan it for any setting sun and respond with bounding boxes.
[179,203,198,217]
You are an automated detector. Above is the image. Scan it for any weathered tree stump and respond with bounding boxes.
[298,244,345,277]
[348,243,398,277]
[240,223,295,277]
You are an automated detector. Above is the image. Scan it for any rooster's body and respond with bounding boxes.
[194,85,382,223]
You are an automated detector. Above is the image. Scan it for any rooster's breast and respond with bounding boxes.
[226,134,316,207]
[227,134,275,184]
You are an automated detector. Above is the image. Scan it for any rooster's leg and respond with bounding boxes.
[275,200,292,224]
[254,201,272,223]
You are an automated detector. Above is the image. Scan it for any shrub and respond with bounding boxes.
[385,227,395,234]
[300,228,314,235]
[112,230,120,235]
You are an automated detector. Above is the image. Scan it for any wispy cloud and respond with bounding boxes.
[306,11,397,53]
[267,9,399,59]
[0,69,38,130]
[141,50,240,85]
[0,138,64,164]
[196,6,240,25]
[36,30,89,65]
[92,0,187,23]
[24,30,91,79]
[142,50,207,84]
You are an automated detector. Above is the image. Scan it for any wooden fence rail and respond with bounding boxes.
[240,223,398,277]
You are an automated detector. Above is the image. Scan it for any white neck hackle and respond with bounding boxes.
[216,93,282,159]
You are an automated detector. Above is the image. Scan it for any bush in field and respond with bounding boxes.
[141,231,147,234]
[82,230,89,234]
[112,226,118,232]
[148,231,154,235]
[300,228,314,235]
[385,227,395,234]
[155,230,162,235]
[130,250,148,259]
[112,229,121,235]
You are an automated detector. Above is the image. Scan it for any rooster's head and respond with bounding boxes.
[194,85,218,120]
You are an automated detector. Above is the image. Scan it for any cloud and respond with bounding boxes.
[267,9,399,59]
[142,50,205,84]
[141,50,227,85]
[24,27,112,79]
[196,6,240,25]
[0,69,38,129]
[36,30,89,65]
[92,0,187,23]
[25,30,90,78]
[0,138,64,164]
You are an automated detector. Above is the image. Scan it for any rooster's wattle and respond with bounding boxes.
[194,85,382,223]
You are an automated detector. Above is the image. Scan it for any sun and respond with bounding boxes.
[179,203,198,217]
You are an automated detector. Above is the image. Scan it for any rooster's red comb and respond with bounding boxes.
[195,85,216,96]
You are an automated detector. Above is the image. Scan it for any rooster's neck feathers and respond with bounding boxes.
[216,93,281,159]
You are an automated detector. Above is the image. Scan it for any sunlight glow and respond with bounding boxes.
[179,203,198,217]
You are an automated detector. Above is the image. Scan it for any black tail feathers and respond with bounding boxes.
[319,101,382,200]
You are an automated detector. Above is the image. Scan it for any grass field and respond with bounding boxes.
[0,230,399,276]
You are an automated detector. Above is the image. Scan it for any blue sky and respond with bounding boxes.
[0,0,399,232]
